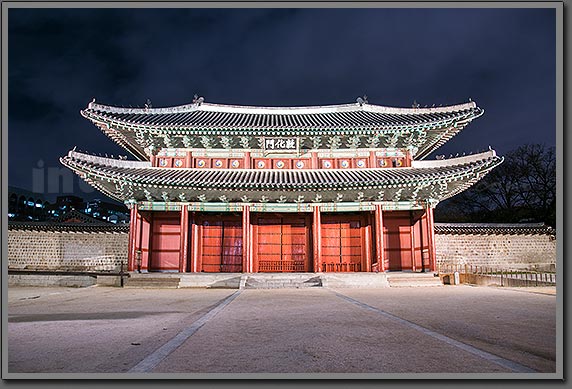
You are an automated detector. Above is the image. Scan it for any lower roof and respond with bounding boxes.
[61,150,503,206]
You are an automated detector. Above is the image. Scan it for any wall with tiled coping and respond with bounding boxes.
[435,233,556,271]
[8,227,556,273]
[8,230,128,272]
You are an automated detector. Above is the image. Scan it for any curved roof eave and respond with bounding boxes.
[86,99,478,116]
[60,149,502,203]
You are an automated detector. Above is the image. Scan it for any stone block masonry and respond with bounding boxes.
[8,229,128,272]
[8,274,96,288]
[434,228,556,271]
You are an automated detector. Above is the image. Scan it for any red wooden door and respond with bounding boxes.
[253,214,311,272]
[383,211,412,271]
[411,210,431,271]
[321,214,366,272]
[150,212,181,271]
[199,215,242,273]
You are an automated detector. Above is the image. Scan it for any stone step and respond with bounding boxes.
[320,273,389,288]
[244,274,322,289]
[123,276,181,289]
[179,274,242,289]
[120,272,442,289]
[386,273,443,287]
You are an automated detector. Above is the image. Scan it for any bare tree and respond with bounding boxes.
[435,144,556,226]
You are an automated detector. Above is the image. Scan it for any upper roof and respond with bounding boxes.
[81,98,483,161]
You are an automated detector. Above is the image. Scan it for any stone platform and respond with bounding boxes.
[120,272,441,289]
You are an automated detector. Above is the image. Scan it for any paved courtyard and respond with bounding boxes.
[6,284,558,377]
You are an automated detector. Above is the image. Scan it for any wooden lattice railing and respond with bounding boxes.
[438,263,556,286]
[258,260,307,272]
[321,263,361,272]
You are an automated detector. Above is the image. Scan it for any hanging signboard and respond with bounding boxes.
[263,137,299,152]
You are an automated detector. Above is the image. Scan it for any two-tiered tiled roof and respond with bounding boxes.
[81,99,483,160]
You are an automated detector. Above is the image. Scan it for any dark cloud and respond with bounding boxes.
[7,7,556,202]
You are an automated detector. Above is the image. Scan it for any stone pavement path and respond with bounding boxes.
[6,285,557,376]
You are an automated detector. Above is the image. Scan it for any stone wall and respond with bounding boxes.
[8,229,128,272]
[434,232,556,271]
[8,223,556,273]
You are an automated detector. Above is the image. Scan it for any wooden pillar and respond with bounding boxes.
[243,151,251,169]
[410,211,416,272]
[374,204,385,272]
[191,212,200,272]
[369,151,377,168]
[128,203,138,272]
[364,215,372,272]
[179,205,189,272]
[311,152,319,169]
[140,213,151,272]
[242,205,252,273]
[420,211,427,272]
[312,206,322,272]
[185,151,192,168]
[427,206,437,272]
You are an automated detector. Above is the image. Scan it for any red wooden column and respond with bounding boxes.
[311,152,319,169]
[374,204,385,272]
[369,151,377,168]
[410,211,417,272]
[242,205,252,273]
[191,212,200,272]
[243,151,251,169]
[312,206,322,272]
[128,203,138,272]
[138,213,150,272]
[363,216,372,272]
[427,206,437,272]
[179,205,189,272]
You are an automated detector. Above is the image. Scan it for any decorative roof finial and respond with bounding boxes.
[356,95,368,106]
[412,100,420,108]
[192,95,205,105]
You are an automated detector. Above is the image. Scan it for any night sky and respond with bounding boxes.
[8,7,556,203]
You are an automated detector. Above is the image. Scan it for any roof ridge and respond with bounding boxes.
[86,100,477,116]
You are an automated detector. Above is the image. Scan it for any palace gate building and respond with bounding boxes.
[61,97,503,273]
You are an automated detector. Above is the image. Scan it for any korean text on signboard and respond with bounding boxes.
[263,137,298,152]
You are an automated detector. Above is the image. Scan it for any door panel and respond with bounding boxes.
[150,212,181,271]
[383,211,413,271]
[198,215,242,273]
[321,214,368,272]
[254,214,311,272]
